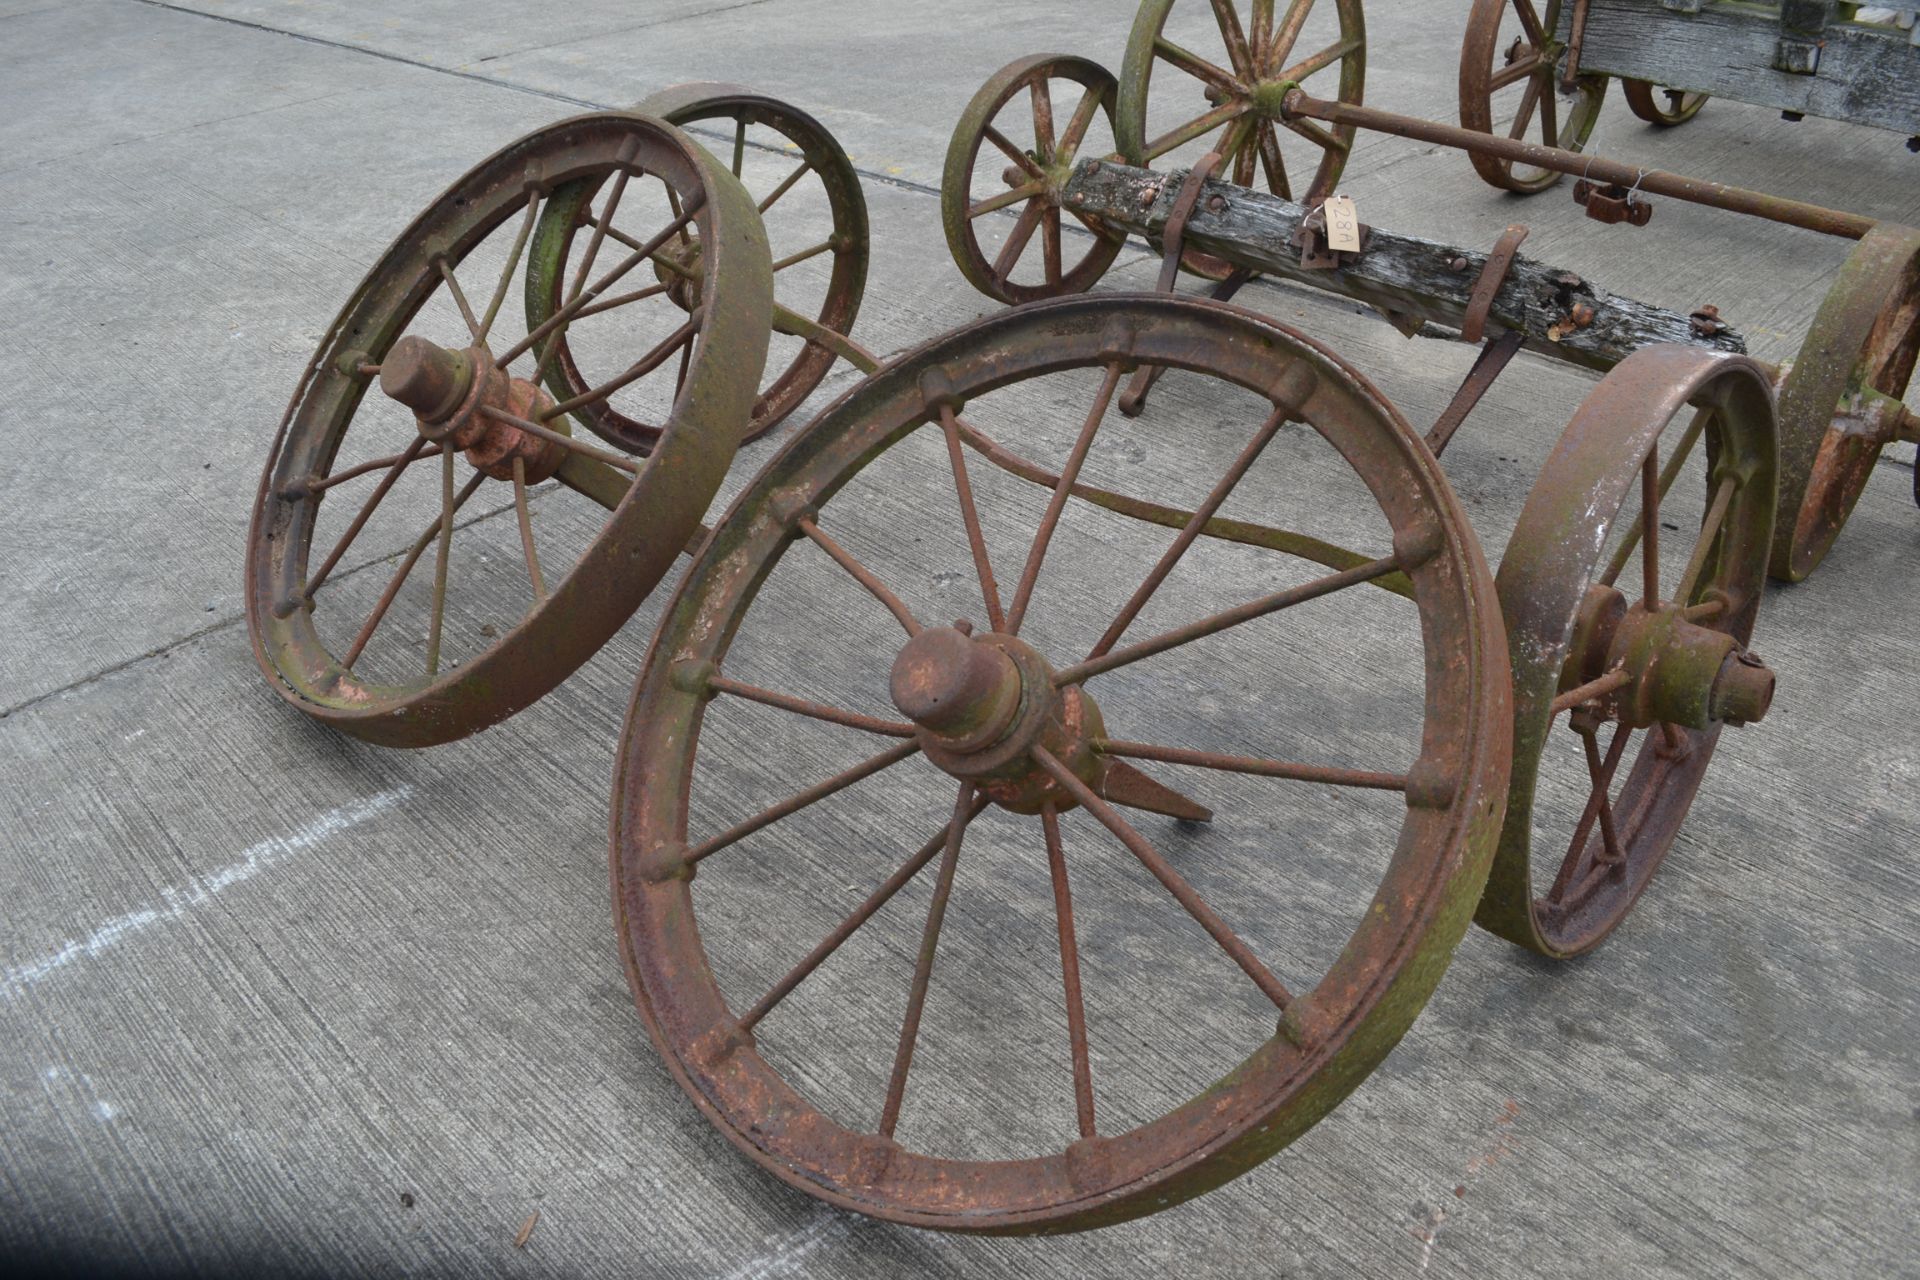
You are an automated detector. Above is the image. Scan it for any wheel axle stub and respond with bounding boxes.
[379,338,567,482]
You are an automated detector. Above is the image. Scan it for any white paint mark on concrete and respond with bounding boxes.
[717,1211,856,1280]
[42,1065,123,1124]
[2,787,412,995]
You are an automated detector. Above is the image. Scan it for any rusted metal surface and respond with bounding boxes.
[1574,178,1655,227]
[1427,329,1526,455]
[245,114,773,746]
[941,54,1126,305]
[1479,345,1779,958]
[1621,77,1708,126]
[1290,89,1879,239]
[1458,0,1607,193]
[1116,0,1366,276]
[1768,221,1920,581]
[519,85,866,451]
[1462,225,1530,344]
[610,293,1512,1232]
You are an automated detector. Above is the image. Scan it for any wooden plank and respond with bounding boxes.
[1563,0,1920,136]
[1062,160,1750,373]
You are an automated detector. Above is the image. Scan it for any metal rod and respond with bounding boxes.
[1283,91,1875,240]
[1096,739,1408,791]
[709,675,916,737]
[684,740,922,867]
[1041,804,1098,1140]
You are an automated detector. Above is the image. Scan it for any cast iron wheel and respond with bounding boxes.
[1621,79,1707,127]
[523,85,868,450]
[1459,0,1607,194]
[1117,0,1365,278]
[611,294,1511,1232]
[246,114,772,747]
[942,54,1127,305]
[1478,347,1778,958]
[1769,222,1920,583]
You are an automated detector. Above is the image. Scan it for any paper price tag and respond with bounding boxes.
[1323,195,1361,252]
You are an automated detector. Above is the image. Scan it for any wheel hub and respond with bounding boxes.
[379,336,567,482]
[889,622,1103,814]
[1561,584,1774,730]
[653,243,704,310]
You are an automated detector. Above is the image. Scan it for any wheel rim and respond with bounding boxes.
[612,294,1510,1231]
[941,54,1127,306]
[245,114,772,747]
[1480,347,1778,958]
[1116,0,1366,278]
[1622,79,1707,127]
[1459,0,1607,194]
[1770,222,1920,582]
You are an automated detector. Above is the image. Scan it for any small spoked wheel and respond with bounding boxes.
[612,295,1510,1231]
[1459,0,1607,194]
[1769,222,1920,583]
[246,114,772,747]
[523,91,862,453]
[1621,79,1706,127]
[942,55,1127,305]
[1479,347,1778,959]
[1117,0,1365,278]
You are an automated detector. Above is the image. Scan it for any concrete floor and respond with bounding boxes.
[3,1,1917,1276]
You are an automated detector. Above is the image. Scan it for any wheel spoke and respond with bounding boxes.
[495,198,702,370]
[797,514,923,636]
[1250,0,1276,67]
[685,739,923,868]
[991,199,1046,285]
[1096,739,1409,790]
[1229,116,1258,185]
[1041,804,1098,1139]
[303,435,432,603]
[740,792,993,1031]
[1507,74,1545,142]
[1603,411,1705,587]
[969,183,1043,220]
[1267,0,1318,70]
[1143,99,1252,162]
[478,188,541,345]
[1207,0,1257,77]
[757,160,813,214]
[570,280,675,321]
[1033,746,1294,1009]
[568,154,637,302]
[877,783,976,1139]
[1280,114,1350,158]
[1005,365,1126,635]
[1641,448,1661,604]
[308,444,446,495]
[511,455,546,605]
[1673,474,1739,605]
[1153,35,1245,95]
[731,115,747,177]
[1550,667,1631,717]
[479,405,642,475]
[937,405,1007,632]
[1255,120,1292,200]
[343,468,486,669]
[435,258,483,343]
[773,238,837,274]
[1041,204,1064,286]
[1538,70,1561,143]
[1058,84,1105,156]
[708,674,916,737]
[1281,35,1360,84]
[539,316,700,421]
[1552,721,1632,901]
[983,125,1046,179]
[423,445,456,677]
[1089,402,1292,660]
[1030,77,1057,160]
[1510,0,1547,46]
[1488,53,1545,92]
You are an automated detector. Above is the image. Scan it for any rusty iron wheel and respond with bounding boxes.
[246,114,772,747]
[1621,79,1707,127]
[611,294,1511,1232]
[942,55,1128,305]
[1118,0,1365,279]
[1477,347,1778,958]
[1459,0,1607,194]
[524,87,868,452]
[1768,222,1920,583]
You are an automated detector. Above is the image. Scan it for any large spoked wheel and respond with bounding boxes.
[942,55,1127,305]
[1478,348,1778,959]
[522,93,858,454]
[246,114,772,747]
[1117,0,1365,279]
[1769,222,1920,583]
[1459,0,1607,194]
[612,295,1510,1232]
[1621,79,1707,127]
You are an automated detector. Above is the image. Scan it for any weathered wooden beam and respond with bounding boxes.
[1061,160,1748,374]
[1563,0,1920,137]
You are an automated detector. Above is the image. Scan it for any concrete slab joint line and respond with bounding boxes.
[1,788,413,995]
